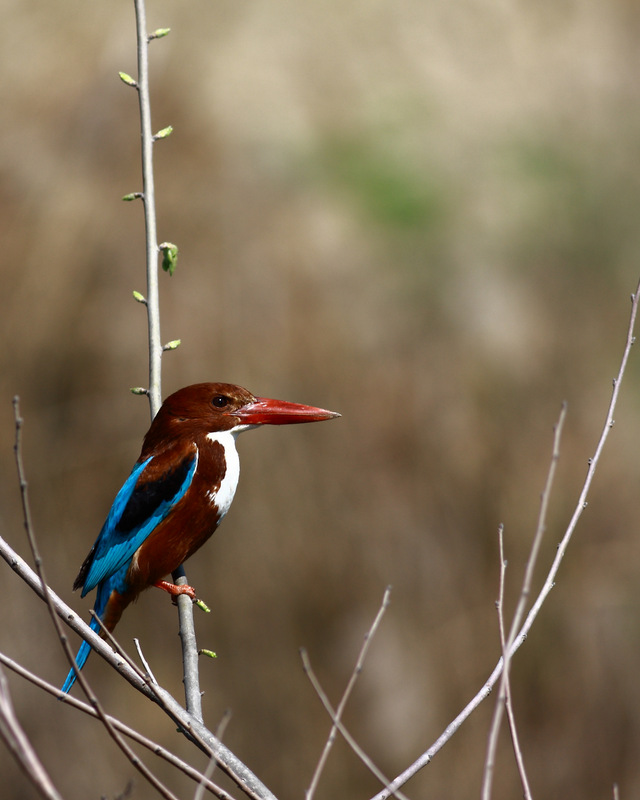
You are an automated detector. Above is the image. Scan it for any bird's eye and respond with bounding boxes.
[211,395,229,408]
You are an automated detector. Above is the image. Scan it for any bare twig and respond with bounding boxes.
[0,665,63,800]
[302,587,407,800]
[301,650,409,800]
[0,653,237,800]
[482,403,565,800]
[134,638,158,684]
[370,278,640,800]
[484,525,532,800]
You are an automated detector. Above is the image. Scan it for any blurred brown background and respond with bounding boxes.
[2,1,640,798]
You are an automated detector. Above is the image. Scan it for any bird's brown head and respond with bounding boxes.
[141,382,340,454]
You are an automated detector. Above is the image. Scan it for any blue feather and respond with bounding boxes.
[61,449,198,693]
[61,577,117,693]
[80,452,197,595]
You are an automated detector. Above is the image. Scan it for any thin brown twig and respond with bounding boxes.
[485,525,532,800]
[301,650,410,800]
[0,652,236,800]
[483,403,565,800]
[306,585,392,800]
[0,665,63,800]
[302,586,408,800]
[369,277,640,800]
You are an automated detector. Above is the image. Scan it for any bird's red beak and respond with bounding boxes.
[233,397,341,426]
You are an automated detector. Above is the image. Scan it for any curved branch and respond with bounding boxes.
[370,276,640,800]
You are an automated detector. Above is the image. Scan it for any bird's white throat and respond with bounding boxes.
[205,430,241,521]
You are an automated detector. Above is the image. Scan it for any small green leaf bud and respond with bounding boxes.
[154,125,173,141]
[118,71,138,87]
[149,27,171,40]
[159,242,179,276]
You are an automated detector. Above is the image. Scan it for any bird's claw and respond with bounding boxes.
[153,580,210,611]
[154,580,197,600]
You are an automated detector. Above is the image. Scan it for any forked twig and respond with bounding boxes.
[302,587,408,800]
[301,652,409,800]
[370,277,640,800]
[484,525,532,800]
[483,403,566,800]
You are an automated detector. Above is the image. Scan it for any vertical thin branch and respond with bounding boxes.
[132,0,203,716]
[486,525,532,800]
[134,0,162,416]
[173,564,204,722]
[482,404,565,800]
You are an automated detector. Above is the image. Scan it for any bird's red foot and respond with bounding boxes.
[154,580,197,601]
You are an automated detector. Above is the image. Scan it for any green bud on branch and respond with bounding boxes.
[149,27,171,40]
[132,290,147,304]
[199,649,217,659]
[130,387,149,396]
[159,242,179,276]
[118,71,138,88]
[195,599,211,613]
[163,339,181,352]
[153,125,173,141]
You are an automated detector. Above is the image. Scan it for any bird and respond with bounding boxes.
[61,382,339,693]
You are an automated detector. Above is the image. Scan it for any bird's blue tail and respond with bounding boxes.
[61,581,111,693]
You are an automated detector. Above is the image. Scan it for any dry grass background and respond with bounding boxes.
[2,1,640,798]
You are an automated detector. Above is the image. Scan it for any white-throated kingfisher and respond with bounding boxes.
[61,382,339,692]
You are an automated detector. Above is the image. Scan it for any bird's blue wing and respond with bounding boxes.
[76,448,198,596]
